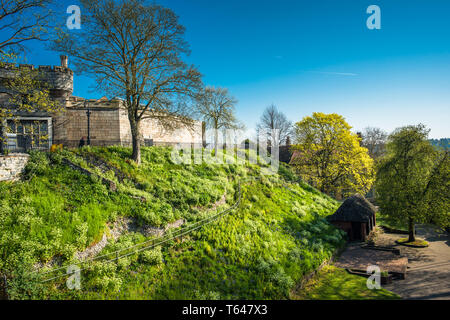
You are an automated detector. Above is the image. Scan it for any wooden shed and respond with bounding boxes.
[327,194,377,241]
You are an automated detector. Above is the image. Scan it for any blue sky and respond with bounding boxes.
[16,0,450,138]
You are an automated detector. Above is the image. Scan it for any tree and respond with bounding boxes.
[0,0,54,54]
[291,112,374,197]
[195,86,242,150]
[375,124,450,242]
[256,104,292,146]
[51,0,202,164]
[361,127,388,160]
[0,54,62,116]
[0,1,61,152]
[0,54,62,152]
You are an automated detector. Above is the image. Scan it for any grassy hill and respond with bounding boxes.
[0,146,391,300]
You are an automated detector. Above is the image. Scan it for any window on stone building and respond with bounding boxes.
[5,119,49,151]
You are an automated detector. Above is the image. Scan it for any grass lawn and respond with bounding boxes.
[292,265,401,300]
[396,238,429,248]
[376,214,408,232]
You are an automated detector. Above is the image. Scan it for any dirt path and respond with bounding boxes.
[380,225,450,300]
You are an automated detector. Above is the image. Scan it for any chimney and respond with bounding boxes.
[60,55,68,68]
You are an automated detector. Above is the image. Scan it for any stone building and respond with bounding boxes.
[0,56,203,152]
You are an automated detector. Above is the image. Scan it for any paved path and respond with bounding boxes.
[380,225,450,300]
[335,244,408,274]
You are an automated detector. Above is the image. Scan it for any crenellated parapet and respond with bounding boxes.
[0,59,74,99]
[66,96,123,109]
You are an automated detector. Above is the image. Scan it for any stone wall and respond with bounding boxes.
[1,59,203,149]
[0,154,29,181]
[0,64,73,100]
[54,98,204,148]
[54,98,122,147]
[119,108,203,146]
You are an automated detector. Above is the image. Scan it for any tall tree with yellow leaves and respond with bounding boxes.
[291,113,374,197]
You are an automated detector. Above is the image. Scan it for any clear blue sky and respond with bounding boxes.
[17,0,450,138]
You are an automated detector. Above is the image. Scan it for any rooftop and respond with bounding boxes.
[327,194,377,223]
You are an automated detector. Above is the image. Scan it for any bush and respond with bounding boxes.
[139,247,163,265]
[23,151,51,179]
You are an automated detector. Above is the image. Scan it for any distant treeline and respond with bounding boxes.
[429,138,450,149]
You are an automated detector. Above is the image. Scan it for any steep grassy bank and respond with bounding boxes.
[0,146,346,299]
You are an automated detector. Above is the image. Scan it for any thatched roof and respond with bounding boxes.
[327,194,376,223]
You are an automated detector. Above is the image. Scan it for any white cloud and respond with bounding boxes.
[310,71,358,76]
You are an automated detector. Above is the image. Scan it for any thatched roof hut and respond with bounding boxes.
[327,194,377,241]
[328,194,376,223]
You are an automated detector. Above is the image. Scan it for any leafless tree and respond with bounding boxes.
[195,86,242,150]
[51,0,202,164]
[361,127,388,159]
[256,104,292,146]
[0,0,54,54]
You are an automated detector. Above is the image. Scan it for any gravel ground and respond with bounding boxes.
[335,245,408,274]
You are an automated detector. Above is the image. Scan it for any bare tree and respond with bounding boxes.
[0,1,60,153]
[196,86,242,150]
[51,0,202,164]
[361,127,388,160]
[257,104,292,146]
[0,0,54,54]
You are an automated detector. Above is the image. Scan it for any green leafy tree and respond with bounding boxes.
[291,112,374,197]
[375,124,449,242]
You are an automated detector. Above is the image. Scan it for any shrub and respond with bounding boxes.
[23,151,50,178]
[139,247,163,265]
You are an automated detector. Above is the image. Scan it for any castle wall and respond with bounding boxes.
[1,59,203,149]
[55,99,203,148]
[0,64,73,100]
[118,106,203,146]
[54,98,122,147]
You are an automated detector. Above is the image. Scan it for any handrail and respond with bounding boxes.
[38,179,248,283]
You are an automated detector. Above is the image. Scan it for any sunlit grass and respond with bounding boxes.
[1,146,349,300]
[396,238,429,247]
[293,265,401,300]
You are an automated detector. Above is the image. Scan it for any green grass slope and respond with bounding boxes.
[0,146,348,299]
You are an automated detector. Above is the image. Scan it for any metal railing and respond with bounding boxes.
[36,179,247,283]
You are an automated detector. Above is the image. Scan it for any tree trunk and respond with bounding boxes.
[130,117,141,165]
[214,124,219,154]
[0,126,4,154]
[408,217,415,242]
